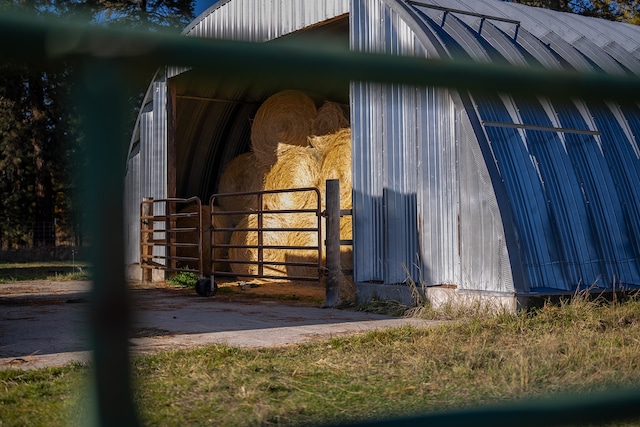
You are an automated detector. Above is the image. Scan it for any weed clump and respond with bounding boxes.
[166,271,200,288]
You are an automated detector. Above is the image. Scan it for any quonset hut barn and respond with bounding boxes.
[125,0,640,309]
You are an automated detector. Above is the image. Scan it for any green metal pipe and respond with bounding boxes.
[1,10,639,103]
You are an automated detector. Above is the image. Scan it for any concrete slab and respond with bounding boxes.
[0,281,439,370]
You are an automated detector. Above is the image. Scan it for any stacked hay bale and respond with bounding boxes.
[217,152,264,227]
[311,128,352,210]
[263,145,321,211]
[312,101,349,137]
[250,90,317,169]
[228,213,289,278]
[219,91,353,298]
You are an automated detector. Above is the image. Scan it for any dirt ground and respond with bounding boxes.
[0,278,436,370]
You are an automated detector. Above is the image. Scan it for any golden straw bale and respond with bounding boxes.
[312,101,349,137]
[175,204,232,274]
[263,145,321,211]
[250,90,317,168]
[317,128,352,210]
[217,152,265,226]
[284,213,322,280]
[210,206,233,272]
[228,213,288,279]
[283,213,355,301]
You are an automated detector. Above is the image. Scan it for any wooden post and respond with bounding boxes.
[325,179,340,307]
[141,198,153,283]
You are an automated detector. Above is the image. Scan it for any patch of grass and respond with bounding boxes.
[166,271,200,288]
[0,262,90,283]
[0,364,91,427]
[3,297,640,426]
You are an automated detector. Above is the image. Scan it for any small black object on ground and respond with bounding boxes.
[195,278,217,297]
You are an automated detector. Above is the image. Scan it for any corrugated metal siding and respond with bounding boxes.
[434,0,640,69]
[169,0,350,78]
[186,0,348,40]
[352,0,463,286]
[140,81,168,201]
[458,110,515,293]
[124,148,141,265]
[414,86,460,286]
[139,82,168,264]
[405,0,640,289]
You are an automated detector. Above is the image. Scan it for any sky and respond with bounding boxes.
[195,0,219,17]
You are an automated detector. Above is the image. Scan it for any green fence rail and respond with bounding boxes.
[2,8,640,427]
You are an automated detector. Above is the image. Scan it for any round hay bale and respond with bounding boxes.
[318,128,352,210]
[210,206,233,272]
[284,213,322,280]
[283,213,354,301]
[312,101,349,137]
[228,213,288,279]
[217,152,265,226]
[250,90,317,168]
[263,145,321,211]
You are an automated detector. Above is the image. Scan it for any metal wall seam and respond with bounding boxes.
[124,151,141,265]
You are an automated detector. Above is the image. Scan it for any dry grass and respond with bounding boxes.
[3,295,640,426]
[129,294,640,426]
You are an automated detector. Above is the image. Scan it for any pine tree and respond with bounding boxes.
[0,0,194,251]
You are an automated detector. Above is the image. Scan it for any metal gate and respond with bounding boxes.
[139,188,327,283]
[209,187,324,282]
[140,197,203,280]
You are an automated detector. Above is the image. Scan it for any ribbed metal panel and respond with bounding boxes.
[352,0,464,286]
[404,0,640,289]
[186,0,348,40]
[352,0,415,284]
[168,0,350,78]
[124,148,141,265]
[140,81,168,201]
[414,86,460,286]
[458,111,514,293]
[138,82,168,264]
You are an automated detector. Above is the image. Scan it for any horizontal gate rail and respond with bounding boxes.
[140,197,203,280]
[210,187,323,283]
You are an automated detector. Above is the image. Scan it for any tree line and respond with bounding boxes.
[0,0,636,250]
[0,0,195,250]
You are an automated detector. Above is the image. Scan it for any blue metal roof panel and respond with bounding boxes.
[402,0,640,289]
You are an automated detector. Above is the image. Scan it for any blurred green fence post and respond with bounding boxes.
[76,60,140,427]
